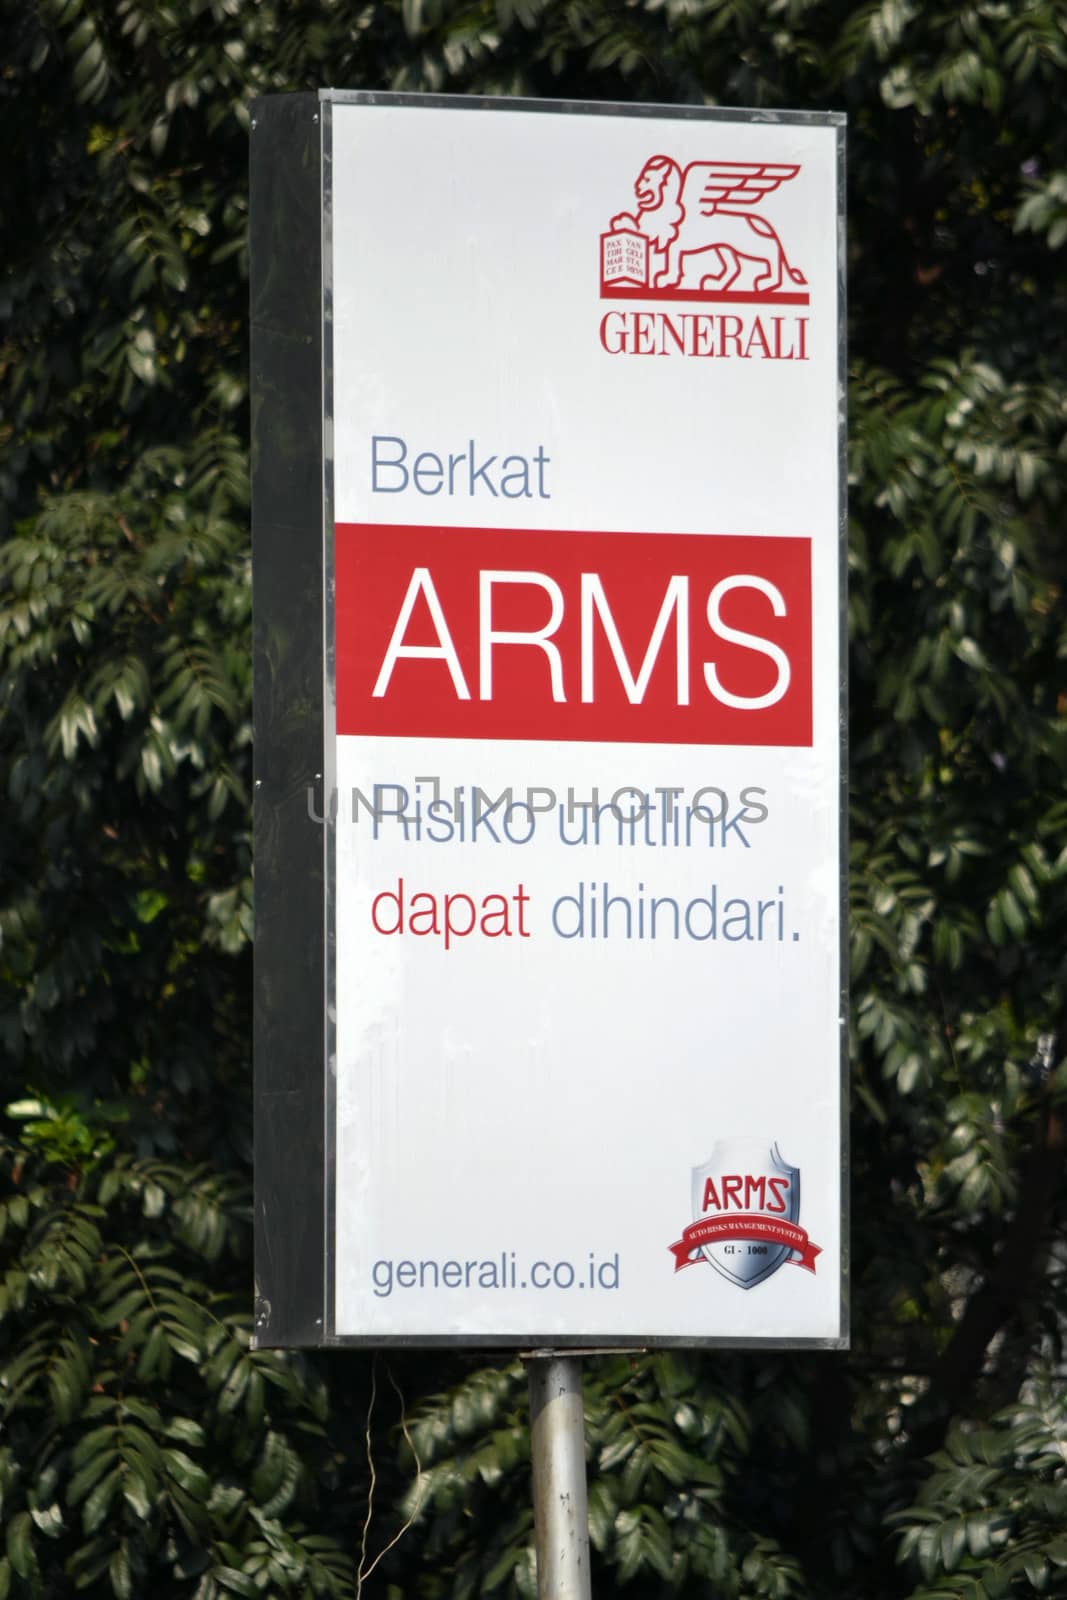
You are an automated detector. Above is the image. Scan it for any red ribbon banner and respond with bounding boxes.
[668,1213,821,1273]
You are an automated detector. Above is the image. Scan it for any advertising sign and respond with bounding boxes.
[251,92,847,1348]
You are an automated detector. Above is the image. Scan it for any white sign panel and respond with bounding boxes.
[324,94,845,1345]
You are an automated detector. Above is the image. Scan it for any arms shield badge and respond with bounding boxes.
[669,1139,820,1288]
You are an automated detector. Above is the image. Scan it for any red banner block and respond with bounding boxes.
[335,523,811,747]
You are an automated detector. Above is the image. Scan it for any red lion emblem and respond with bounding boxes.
[602,157,807,299]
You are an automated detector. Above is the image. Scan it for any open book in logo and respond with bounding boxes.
[601,158,808,304]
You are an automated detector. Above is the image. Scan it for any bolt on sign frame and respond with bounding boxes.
[251,90,848,1350]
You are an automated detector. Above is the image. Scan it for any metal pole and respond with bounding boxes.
[527,1354,592,1600]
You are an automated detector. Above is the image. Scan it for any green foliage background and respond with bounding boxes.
[1,0,1066,1595]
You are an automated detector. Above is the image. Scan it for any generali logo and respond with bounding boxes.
[598,155,811,360]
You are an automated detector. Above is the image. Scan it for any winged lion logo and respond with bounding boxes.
[601,156,807,301]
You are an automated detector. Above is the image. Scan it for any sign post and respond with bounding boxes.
[251,84,846,1584]
[527,1354,592,1600]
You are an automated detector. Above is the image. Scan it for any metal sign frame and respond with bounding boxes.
[251,89,848,1350]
